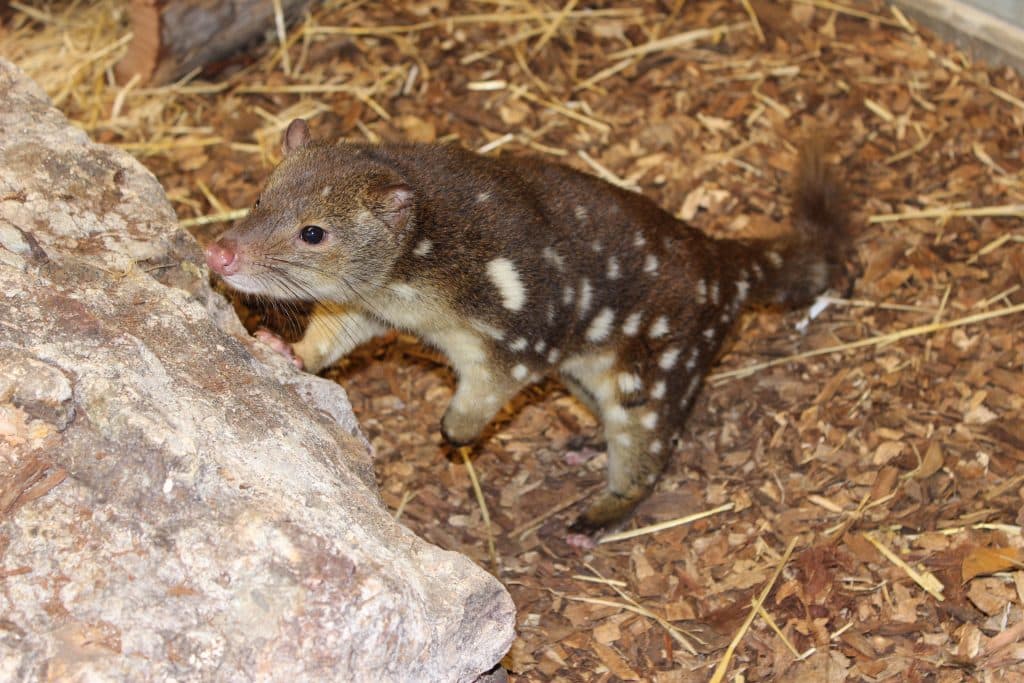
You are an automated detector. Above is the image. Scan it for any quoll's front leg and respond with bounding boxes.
[441,364,522,445]
[292,303,387,373]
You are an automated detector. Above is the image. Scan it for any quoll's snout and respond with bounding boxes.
[205,239,239,276]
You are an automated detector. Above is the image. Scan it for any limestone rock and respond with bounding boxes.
[0,58,514,682]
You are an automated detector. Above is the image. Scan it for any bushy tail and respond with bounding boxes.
[746,135,849,308]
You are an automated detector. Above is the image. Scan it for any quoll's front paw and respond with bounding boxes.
[254,328,304,369]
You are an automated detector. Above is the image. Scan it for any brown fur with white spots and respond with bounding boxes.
[206,119,849,532]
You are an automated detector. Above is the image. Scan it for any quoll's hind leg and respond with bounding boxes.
[571,365,707,532]
[561,374,602,418]
[571,407,674,530]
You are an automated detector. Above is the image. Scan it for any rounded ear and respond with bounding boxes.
[282,119,311,157]
[370,183,415,231]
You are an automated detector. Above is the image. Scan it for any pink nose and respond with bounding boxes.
[205,239,239,276]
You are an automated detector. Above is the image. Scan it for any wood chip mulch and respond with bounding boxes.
[7,0,1024,679]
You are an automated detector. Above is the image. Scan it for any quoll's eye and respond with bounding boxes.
[254,196,261,208]
[299,225,326,244]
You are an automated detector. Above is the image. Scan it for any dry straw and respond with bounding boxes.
[599,502,734,544]
[862,532,945,601]
[709,537,799,682]
[459,447,499,574]
[710,301,1024,383]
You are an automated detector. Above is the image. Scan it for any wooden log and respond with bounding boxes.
[115,0,320,86]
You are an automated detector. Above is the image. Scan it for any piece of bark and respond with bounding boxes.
[115,0,320,86]
[0,58,514,682]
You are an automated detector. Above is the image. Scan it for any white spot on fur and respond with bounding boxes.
[622,311,642,336]
[710,281,720,305]
[615,433,633,447]
[683,375,701,404]
[320,185,333,197]
[809,260,828,290]
[512,363,528,381]
[606,256,620,280]
[546,303,556,324]
[685,348,699,371]
[392,283,418,300]
[651,380,666,400]
[575,205,589,221]
[547,348,561,364]
[643,253,659,274]
[486,257,526,311]
[752,263,764,280]
[469,318,504,341]
[648,315,669,339]
[591,240,603,253]
[509,337,528,351]
[534,339,547,354]
[563,285,575,306]
[697,279,707,305]
[577,278,593,315]
[641,412,658,430]
[476,191,492,203]
[633,232,646,247]
[617,372,642,394]
[649,439,663,455]
[767,251,783,268]
[605,405,629,424]
[736,280,749,302]
[659,347,680,370]
[412,239,433,256]
[542,246,565,271]
[703,328,716,340]
[586,307,615,343]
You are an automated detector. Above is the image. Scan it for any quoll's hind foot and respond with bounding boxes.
[568,488,647,535]
[567,418,672,537]
[254,328,304,369]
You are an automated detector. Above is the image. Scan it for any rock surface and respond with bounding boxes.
[0,59,514,682]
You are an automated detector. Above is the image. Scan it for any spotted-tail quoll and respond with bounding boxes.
[205,119,848,532]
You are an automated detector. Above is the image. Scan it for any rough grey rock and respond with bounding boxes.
[0,58,515,682]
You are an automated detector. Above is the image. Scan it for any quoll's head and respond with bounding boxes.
[204,118,415,303]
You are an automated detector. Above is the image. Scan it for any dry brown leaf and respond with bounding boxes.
[872,441,904,466]
[962,547,1024,583]
[912,442,945,479]
[592,642,640,680]
[966,577,1016,616]
[592,618,621,645]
